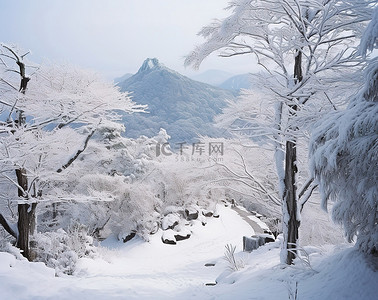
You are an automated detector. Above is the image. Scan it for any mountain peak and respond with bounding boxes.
[138,58,162,73]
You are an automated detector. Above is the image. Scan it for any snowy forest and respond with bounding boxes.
[0,1,377,299]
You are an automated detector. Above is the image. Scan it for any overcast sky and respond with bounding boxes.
[0,0,259,79]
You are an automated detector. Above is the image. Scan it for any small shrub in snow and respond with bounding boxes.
[224,244,245,271]
[288,243,316,272]
[0,228,11,252]
[31,223,96,276]
[287,281,298,300]
[0,241,26,261]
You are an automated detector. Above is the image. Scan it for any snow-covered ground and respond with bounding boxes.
[0,204,377,300]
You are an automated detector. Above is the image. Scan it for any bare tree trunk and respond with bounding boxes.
[284,138,299,264]
[17,204,30,258]
[14,53,34,260]
[283,49,302,265]
[15,167,33,259]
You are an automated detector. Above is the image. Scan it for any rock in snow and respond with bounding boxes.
[174,228,191,241]
[161,214,180,231]
[185,208,199,220]
[161,229,177,245]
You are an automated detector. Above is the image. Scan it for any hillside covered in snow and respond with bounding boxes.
[117,58,235,143]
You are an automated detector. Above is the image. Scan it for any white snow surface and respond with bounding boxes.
[1,204,377,300]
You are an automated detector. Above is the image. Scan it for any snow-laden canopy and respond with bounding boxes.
[309,7,378,254]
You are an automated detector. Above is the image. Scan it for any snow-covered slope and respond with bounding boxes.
[117,58,235,143]
[1,204,377,300]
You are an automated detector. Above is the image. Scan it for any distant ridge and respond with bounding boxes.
[114,73,133,84]
[218,73,254,92]
[190,69,234,86]
[117,58,235,143]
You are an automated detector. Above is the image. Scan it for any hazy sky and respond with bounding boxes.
[0,0,258,79]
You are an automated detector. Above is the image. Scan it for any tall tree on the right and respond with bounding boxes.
[309,8,378,255]
[186,0,375,264]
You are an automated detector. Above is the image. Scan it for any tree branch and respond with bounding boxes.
[0,213,18,238]
[57,128,96,173]
[0,173,28,198]
[0,78,18,92]
[298,178,318,212]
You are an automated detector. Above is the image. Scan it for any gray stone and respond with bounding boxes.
[202,210,213,217]
[243,236,262,252]
[204,263,216,267]
[185,209,199,220]
[122,232,136,243]
[161,213,180,230]
[174,227,191,241]
[162,237,176,245]
[259,233,275,243]
[243,233,276,252]
[175,232,191,241]
[162,229,177,245]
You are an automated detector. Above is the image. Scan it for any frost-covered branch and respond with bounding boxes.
[0,77,18,92]
[0,173,28,198]
[235,149,281,205]
[298,178,318,212]
[57,128,96,173]
[0,213,17,238]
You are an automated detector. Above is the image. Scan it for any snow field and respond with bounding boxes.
[1,204,377,300]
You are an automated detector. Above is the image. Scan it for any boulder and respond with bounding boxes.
[174,227,191,241]
[162,229,177,245]
[243,233,276,252]
[161,213,180,230]
[122,232,136,243]
[205,282,217,286]
[243,236,263,252]
[202,210,213,217]
[185,208,199,220]
[204,263,216,267]
[259,233,275,243]
[174,231,191,241]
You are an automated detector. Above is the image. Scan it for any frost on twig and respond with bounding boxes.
[224,244,245,271]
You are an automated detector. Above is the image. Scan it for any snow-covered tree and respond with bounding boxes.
[194,136,281,217]
[0,44,143,259]
[309,8,378,254]
[44,126,170,241]
[185,0,374,264]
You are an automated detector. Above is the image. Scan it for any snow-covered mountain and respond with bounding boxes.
[218,73,254,92]
[190,70,254,93]
[190,69,234,86]
[114,73,133,84]
[117,58,235,143]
